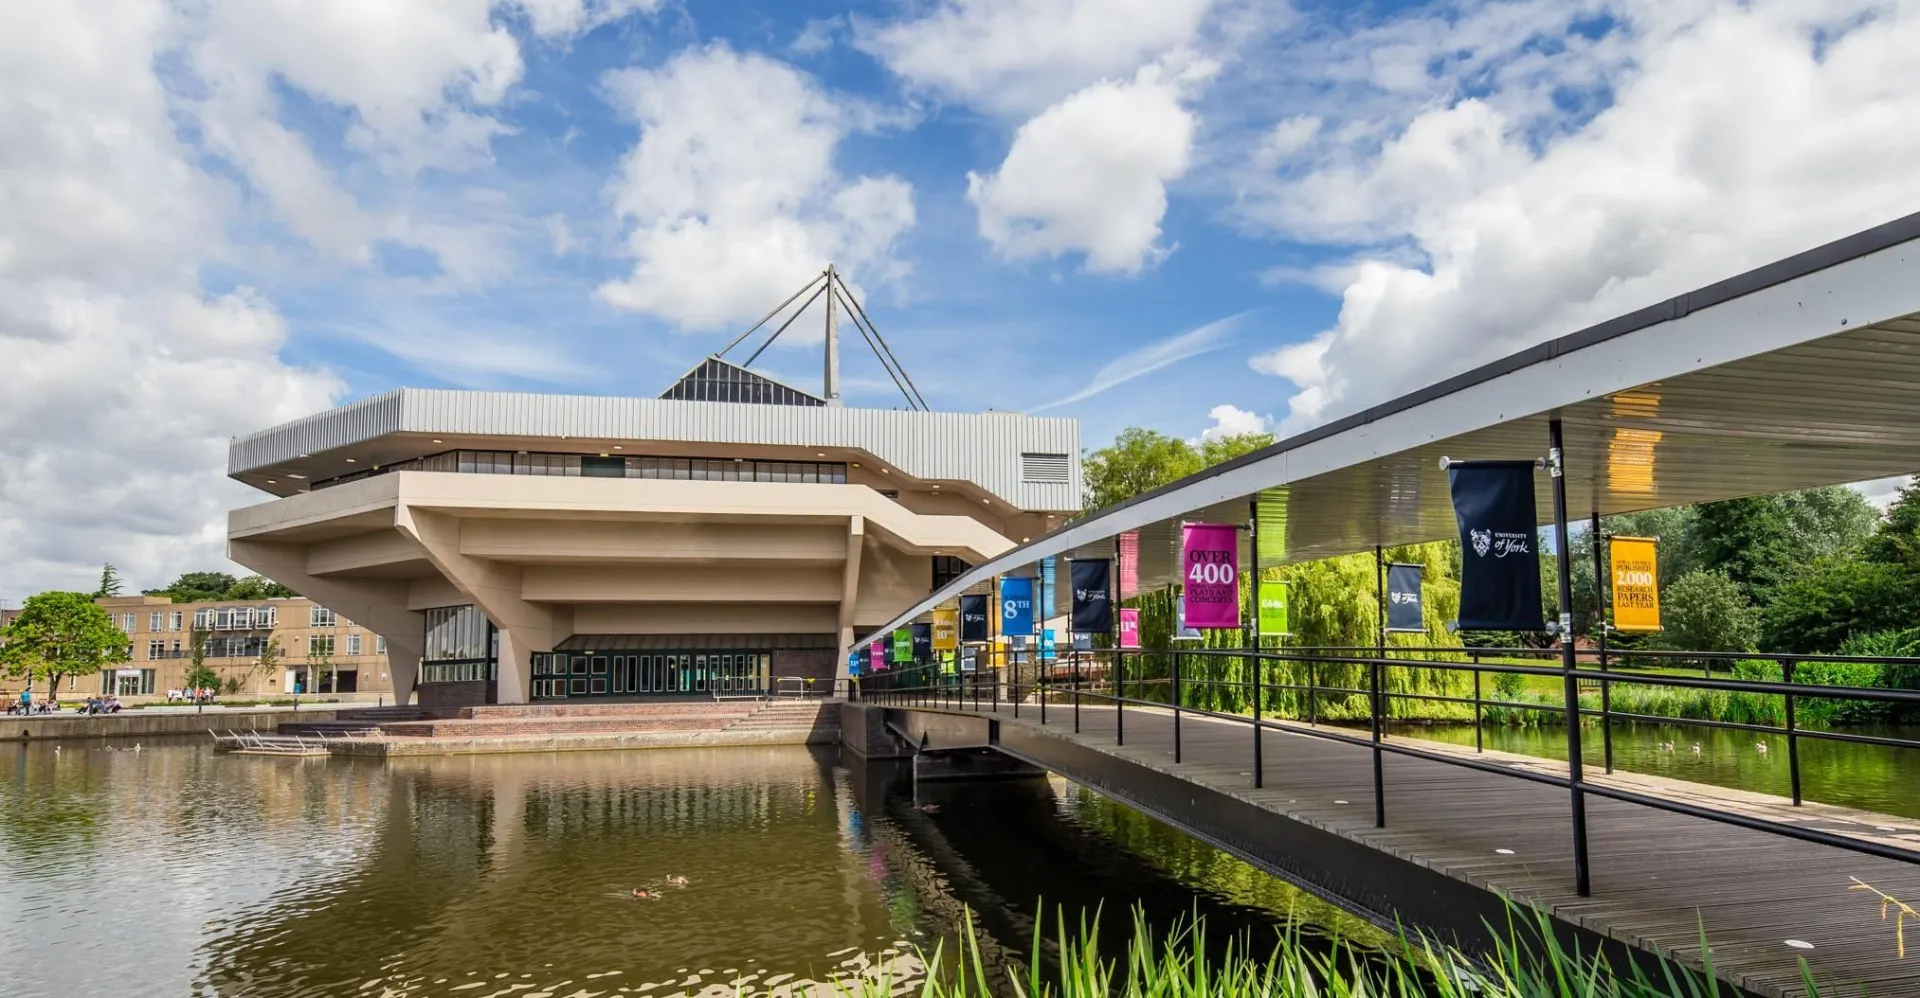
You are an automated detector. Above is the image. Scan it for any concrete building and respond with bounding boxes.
[2,594,395,700]
[224,329,1081,707]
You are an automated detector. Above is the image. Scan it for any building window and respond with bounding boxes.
[310,605,336,627]
[194,608,213,629]
[309,635,335,657]
[149,611,163,631]
[376,635,386,654]
[170,611,183,631]
[169,640,181,656]
[120,613,136,632]
[148,639,165,660]
[423,605,489,662]
[111,670,156,697]
[347,633,362,656]
[932,556,971,591]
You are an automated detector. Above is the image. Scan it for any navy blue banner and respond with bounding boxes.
[1385,563,1425,633]
[1449,461,1545,631]
[959,594,990,642]
[1068,559,1113,633]
[910,623,933,661]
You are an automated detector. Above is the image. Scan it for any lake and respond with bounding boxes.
[0,739,1366,998]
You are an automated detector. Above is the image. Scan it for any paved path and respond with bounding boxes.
[909,697,1920,998]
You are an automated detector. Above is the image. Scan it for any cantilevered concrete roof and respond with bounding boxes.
[866,211,1920,637]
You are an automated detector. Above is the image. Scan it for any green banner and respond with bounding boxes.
[891,627,913,664]
[1258,579,1290,636]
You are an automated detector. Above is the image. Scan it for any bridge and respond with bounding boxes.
[856,657,1920,998]
[850,213,1920,997]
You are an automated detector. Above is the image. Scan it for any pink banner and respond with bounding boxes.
[1118,608,1140,649]
[868,642,886,672]
[1181,523,1241,629]
[1118,531,1140,600]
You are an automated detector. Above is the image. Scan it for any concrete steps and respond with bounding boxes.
[370,699,842,740]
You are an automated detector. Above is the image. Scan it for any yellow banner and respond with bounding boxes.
[932,608,959,651]
[1609,536,1662,632]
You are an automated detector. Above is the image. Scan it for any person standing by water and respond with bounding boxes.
[18,687,29,714]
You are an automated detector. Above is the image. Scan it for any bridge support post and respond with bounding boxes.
[1173,651,1183,764]
[1593,510,1614,775]
[1250,496,1264,789]
[1551,418,1593,897]
[1372,544,1387,829]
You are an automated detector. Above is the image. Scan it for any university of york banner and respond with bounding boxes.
[958,594,990,642]
[911,623,933,662]
[1257,579,1289,636]
[1448,461,1545,631]
[890,628,913,665]
[932,608,959,651]
[1118,608,1141,650]
[1385,563,1425,633]
[1173,601,1202,642]
[1610,536,1663,632]
[1069,558,1114,633]
[1000,577,1035,637]
[1181,523,1241,629]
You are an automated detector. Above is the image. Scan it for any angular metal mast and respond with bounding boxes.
[714,265,925,411]
[824,264,842,406]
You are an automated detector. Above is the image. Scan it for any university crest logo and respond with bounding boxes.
[1470,529,1492,557]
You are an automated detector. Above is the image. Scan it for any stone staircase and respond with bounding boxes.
[344,698,842,744]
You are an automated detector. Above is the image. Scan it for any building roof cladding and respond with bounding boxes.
[228,388,1082,512]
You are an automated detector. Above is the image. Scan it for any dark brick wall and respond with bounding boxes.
[418,680,495,709]
[771,648,837,686]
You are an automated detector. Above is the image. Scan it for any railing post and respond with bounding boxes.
[1550,417,1593,897]
[1785,659,1802,806]
[1072,645,1082,734]
[1372,546,1387,829]
[1250,496,1263,789]
[1472,656,1484,753]
[1040,646,1049,726]
[1115,647,1125,746]
[1593,512,1613,775]
[1307,657,1318,726]
[1012,646,1020,720]
[1173,651,1183,764]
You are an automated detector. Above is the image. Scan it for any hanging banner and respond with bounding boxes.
[1257,579,1289,636]
[932,608,959,651]
[1609,536,1663,632]
[960,647,977,673]
[891,627,914,664]
[1041,629,1057,661]
[1000,577,1035,637]
[959,594,990,642]
[1173,600,1202,642]
[1448,461,1545,631]
[870,641,886,673]
[1068,559,1113,633]
[1181,523,1241,629]
[1385,563,1425,633]
[847,650,862,676]
[911,623,933,661]
[1118,608,1141,650]
[1118,532,1140,600]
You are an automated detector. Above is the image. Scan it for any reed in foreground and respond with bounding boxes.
[834,903,1824,998]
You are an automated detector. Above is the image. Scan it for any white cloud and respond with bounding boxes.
[790,15,844,56]
[969,58,1211,273]
[1852,475,1911,511]
[1198,403,1272,442]
[1238,0,1920,432]
[857,0,1217,115]
[512,0,661,38]
[596,44,917,333]
[0,0,339,600]
[1031,311,1243,412]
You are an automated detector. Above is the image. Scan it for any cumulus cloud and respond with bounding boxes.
[0,0,340,599]
[596,44,916,332]
[513,0,662,38]
[1198,404,1273,442]
[856,0,1217,115]
[1236,0,1920,431]
[969,57,1213,273]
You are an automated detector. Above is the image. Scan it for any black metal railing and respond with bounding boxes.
[860,644,1920,888]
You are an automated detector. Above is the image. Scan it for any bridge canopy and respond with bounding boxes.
[867,211,1920,636]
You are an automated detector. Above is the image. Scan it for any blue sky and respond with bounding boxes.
[5,0,1919,596]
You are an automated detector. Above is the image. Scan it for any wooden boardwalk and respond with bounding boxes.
[905,698,1920,998]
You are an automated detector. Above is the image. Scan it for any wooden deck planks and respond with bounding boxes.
[917,699,1920,998]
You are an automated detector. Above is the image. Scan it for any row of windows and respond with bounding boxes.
[422,660,494,684]
[137,633,385,661]
[313,450,851,489]
[424,605,491,662]
[116,605,343,635]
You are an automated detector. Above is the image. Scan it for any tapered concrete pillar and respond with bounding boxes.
[496,628,534,705]
[387,645,421,706]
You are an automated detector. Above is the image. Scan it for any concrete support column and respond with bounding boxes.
[836,516,866,671]
[387,645,421,707]
[495,628,534,705]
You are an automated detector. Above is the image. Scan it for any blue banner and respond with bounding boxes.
[1385,563,1425,633]
[847,651,862,676]
[1000,577,1035,636]
[1448,461,1545,631]
[1041,629,1057,661]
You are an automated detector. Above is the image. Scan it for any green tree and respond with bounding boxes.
[0,592,131,700]
[94,564,124,598]
[1759,559,1920,653]
[1197,431,1273,468]
[1082,428,1201,511]
[1778,485,1877,561]
[306,635,336,694]
[253,634,283,691]
[224,574,297,600]
[182,627,219,695]
[144,571,239,603]
[1656,569,1759,653]
[1691,497,1795,595]
[1865,480,1920,568]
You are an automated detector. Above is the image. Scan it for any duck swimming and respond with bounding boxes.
[665,875,689,888]
[632,888,661,900]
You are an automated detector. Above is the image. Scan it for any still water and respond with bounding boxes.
[0,740,1363,998]
[1396,721,1920,819]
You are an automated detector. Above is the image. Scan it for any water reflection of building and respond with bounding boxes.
[224,277,1082,708]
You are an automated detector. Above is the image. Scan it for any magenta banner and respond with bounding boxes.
[868,642,885,672]
[1118,608,1141,649]
[1181,523,1241,629]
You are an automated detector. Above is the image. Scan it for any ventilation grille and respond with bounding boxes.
[1020,452,1071,483]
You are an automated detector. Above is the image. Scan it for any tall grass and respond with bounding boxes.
[832,904,1820,998]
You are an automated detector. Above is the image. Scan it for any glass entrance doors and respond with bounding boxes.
[532,650,771,700]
